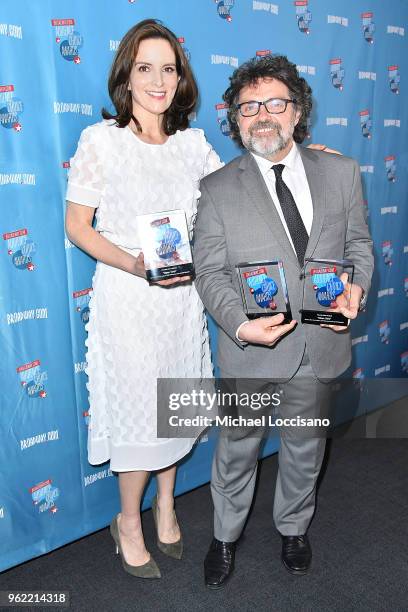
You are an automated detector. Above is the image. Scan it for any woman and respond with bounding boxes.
[66,19,221,579]
[66,18,334,579]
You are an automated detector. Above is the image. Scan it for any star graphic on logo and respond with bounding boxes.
[51,506,58,513]
[74,55,81,64]
[27,262,35,271]
[39,390,47,398]
[56,37,61,43]
[13,122,22,131]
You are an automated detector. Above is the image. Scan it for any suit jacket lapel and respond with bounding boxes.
[298,146,327,260]
[238,153,297,264]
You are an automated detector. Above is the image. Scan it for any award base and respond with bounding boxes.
[300,310,349,326]
[146,262,194,283]
[247,311,292,323]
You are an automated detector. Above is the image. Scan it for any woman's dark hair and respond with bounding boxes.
[102,19,198,133]
[223,54,312,146]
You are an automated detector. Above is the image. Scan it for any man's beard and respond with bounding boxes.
[240,117,295,159]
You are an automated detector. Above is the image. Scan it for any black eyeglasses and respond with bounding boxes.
[236,97,297,117]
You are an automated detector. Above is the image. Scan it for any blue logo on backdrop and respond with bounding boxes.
[378,320,390,344]
[0,85,24,131]
[382,241,393,266]
[359,110,372,138]
[177,37,191,61]
[17,360,47,399]
[330,58,344,90]
[385,155,396,182]
[405,277,408,298]
[388,65,400,94]
[401,352,408,374]
[3,229,36,271]
[295,1,312,34]
[73,288,92,325]
[51,19,83,64]
[30,479,60,514]
[362,12,375,43]
[215,103,231,137]
[215,0,234,22]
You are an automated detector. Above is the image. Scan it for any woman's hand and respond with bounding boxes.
[134,252,191,286]
[307,144,342,156]
[133,252,147,278]
[152,275,192,287]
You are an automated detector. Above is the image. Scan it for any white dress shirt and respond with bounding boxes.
[251,142,314,247]
[236,142,314,341]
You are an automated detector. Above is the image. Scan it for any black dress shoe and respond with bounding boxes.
[281,534,312,575]
[204,537,236,589]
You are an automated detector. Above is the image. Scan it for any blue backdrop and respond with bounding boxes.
[1,0,407,572]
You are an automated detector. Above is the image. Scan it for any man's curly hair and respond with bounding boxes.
[223,54,312,146]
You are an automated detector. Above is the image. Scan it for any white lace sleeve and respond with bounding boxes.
[203,141,224,177]
[66,125,105,207]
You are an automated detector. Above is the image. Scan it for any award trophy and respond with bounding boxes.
[137,209,194,282]
[236,260,292,322]
[300,258,354,326]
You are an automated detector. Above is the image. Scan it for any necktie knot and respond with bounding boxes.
[272,164,285,178]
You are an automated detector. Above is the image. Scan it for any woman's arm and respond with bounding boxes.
[65,201,144,276]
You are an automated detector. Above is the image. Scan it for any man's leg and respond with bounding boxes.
[205,377,268,588]
[273,354,331,573]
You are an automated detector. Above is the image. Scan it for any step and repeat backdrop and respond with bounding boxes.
[1,0,407,571]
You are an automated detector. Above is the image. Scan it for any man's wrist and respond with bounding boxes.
[236,320,250,342]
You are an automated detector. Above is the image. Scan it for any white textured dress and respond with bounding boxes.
[66,120,223,471]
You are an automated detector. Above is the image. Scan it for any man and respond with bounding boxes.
[193,55,373,588]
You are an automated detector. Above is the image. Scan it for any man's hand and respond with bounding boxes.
[320,272,363,332]
[307,143,342,156]
[238,313,297,347]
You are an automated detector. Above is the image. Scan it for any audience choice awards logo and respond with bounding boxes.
[361,12,375,43]
[30,479,60,514]
[388,65,400,94]
[3,229,36,271]
[352,368,365,380]
[73,288,92,325]
[359,110,372,138]
[215,103,231,137]
[295,1,312,34]
[177,37,191,61]
[17,359,47,399]
[215,0,235,22]
[382,240,393,266]
[0,85,24,131]
[83,409,90,427]
[330,58,344,90]
[51,19,83,64]
[385,155,396,182]
[378,320,390,344]
[401,351,408,374]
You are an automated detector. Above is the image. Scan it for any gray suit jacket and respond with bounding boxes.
[193,145,374,380]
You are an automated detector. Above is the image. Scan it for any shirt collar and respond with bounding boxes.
[251,141,300,176]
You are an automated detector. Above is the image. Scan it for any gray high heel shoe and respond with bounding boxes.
[151,496,183,560]
[110,515,161,578]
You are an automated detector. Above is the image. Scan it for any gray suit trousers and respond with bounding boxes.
[212,353,330,541]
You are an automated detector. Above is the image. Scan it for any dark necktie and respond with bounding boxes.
[272,164,309,265]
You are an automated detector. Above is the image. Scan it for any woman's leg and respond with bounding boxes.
[118,470,150,565]
[156,465,181,544]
